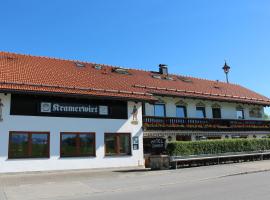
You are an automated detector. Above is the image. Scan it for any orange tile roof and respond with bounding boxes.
[0,51,269,106]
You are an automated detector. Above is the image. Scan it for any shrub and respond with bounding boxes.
[166,139,270,156]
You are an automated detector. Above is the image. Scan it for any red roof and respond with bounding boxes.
[0,51,269,106]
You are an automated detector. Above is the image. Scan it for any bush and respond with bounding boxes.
[167,139,270,156]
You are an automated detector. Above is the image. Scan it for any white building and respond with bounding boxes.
[0,51,269,172]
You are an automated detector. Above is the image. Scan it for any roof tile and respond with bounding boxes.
[0,51,269,105]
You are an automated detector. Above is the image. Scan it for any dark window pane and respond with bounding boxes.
[10,133,29,158]
[154,104,165,117]
[61,134,77,157]
[105,134,117,155]
[79,134,95,156]
[176,106,186,118]
[119,134,131,155]
[31,134,49,157]
[212,108,221,119]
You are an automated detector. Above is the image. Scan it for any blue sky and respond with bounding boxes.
[1,0,270,113]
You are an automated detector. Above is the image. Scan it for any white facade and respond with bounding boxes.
[144,96,265,120]
[0,93,144,173]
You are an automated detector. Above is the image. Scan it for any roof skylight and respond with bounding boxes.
[112,67,130,75]
[178,76,192,83]
[75,62,85,68]
[94,65,102,70]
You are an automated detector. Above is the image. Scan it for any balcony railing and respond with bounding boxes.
[143,116,270,131]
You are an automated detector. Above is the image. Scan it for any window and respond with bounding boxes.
[60,132,95,157]
[176,106,187,118]
[196,107,206,118]
[249,107,262,118]
[236,109,245,119]
[212,108,221,119]
[154,104,166,117]
[207,136,222,140]
[176,135,191,141]
[105,133,131,156]
[9,132,49,159]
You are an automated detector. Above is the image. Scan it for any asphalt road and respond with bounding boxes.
[1,161,270,200]
[73,172,270,200]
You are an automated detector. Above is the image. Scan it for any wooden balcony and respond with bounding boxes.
[143,116,270,132]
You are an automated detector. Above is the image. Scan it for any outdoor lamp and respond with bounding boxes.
[222,61,231,83]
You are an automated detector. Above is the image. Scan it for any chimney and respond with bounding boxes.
[159,64,168,75]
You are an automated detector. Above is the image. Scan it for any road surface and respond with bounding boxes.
[1,161,270,200]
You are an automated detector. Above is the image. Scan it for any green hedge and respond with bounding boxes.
[167,139,270,156]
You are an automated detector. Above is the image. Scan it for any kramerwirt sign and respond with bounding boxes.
[40,102,108,116]
[11,94,127,119]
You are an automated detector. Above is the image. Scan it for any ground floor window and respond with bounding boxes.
[176,135,191,141]
[9,132,50,159]
[60,132,95,157]
[207,136,222,140]
[231,135,248,139]
[105,133,131,156]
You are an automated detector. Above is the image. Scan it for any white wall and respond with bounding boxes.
[0,94,144,173]
[145,96,265,120]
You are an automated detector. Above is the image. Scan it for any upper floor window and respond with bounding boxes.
[212,108,221,119]
[196,107,206,118]
[154,104,166,117]
[212,104,221,119]
[176,106,187,118]
[175,100,187,118]
[249,107,262,118]
[196,102,206,118]
[236,106,245,119]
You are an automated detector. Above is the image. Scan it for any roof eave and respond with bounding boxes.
[150,92,270,106]
[0,89,155,103]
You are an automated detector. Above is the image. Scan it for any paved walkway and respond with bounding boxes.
[1,161,270,200]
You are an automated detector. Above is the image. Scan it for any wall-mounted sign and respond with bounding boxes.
[11,94,128,119]
[40,102,106,115]
[40,102,102,114]
[150,138,165,149]
[132,136,139,150]
[99,105,109,115]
